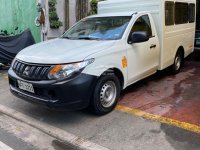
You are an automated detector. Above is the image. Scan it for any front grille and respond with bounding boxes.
[12,60,51,81]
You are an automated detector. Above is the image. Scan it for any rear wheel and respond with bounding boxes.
[171,50,183,74]
[91,75,121,116]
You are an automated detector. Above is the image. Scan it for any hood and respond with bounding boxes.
[16,38,116,64]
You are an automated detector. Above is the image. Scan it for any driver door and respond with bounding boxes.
[126,14,159,85]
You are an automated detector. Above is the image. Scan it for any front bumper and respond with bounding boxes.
[8,68,98,110]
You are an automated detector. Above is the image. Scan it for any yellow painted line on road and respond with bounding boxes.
[116,105,200,134]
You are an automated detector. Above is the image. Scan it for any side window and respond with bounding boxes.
[189,4,195,23]
[165,1,174,26]
[130,15,152,37]
[175,2,189,24]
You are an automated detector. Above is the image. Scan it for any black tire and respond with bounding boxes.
[171,50,183,74]
[90,74,121,116]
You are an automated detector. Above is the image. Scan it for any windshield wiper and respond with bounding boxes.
[78,36,100,40]
[62,36,71,39]
[62,36,101,40]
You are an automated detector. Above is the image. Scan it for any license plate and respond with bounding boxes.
[17,80,35,93]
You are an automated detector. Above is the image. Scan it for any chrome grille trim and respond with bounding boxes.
[12,60,51,81]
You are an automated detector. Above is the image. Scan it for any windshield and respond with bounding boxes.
[62,16,132,40]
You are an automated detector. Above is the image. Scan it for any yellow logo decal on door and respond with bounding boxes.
[122,56,128,68]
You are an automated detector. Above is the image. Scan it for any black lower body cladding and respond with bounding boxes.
[8,68,98,111]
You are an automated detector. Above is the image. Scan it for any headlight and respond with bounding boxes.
[48,59,94,80]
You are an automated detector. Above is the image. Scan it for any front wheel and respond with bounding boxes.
[91,75,121,116]
[171,50,183,74]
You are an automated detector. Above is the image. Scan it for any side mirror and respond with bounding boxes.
[129,31,149,44]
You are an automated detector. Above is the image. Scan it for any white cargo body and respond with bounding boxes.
[98,0,196,70]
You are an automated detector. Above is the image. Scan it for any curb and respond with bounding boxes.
[0,104,109,150]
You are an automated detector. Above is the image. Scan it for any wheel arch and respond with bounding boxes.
[100,68,125,90]
[177,46,185,60]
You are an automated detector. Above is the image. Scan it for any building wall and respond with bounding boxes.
[47,0,66,39]
[0,0,41,42]
[69,0,77,27]
[47,0,90,39]
[47,0,76,39]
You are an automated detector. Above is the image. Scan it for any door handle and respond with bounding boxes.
[150,44,156,49]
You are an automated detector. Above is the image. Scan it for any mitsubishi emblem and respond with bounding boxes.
[23,66,31,76]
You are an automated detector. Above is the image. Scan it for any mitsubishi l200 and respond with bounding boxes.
[8,0,196,115]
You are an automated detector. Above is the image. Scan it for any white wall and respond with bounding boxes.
[69,0,76,27]
[47,0,90,39]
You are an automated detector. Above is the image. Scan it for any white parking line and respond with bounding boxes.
[0,141,13,150]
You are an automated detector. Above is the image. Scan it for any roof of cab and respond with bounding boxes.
[86,11,137,18]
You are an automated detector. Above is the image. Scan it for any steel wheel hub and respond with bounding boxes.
[175,55,181,71]
[100,81,117,108]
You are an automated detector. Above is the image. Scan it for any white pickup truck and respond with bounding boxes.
[8,0,196,115]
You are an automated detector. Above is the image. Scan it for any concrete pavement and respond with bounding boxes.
[0,98,200,150]
[0,110,84,150]
[0,141,13,150]
[1,59,200,150]
[0,128,35,150]
[0,104,108,150]
[119,61,200,127]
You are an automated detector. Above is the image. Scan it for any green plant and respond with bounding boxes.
[89,0,105,15]
[49,7,56,12]
[90,0,98,15]
[50,20,63,29]
[48,0,62,29]
[49,11,58,20]
[48,0,57,7]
